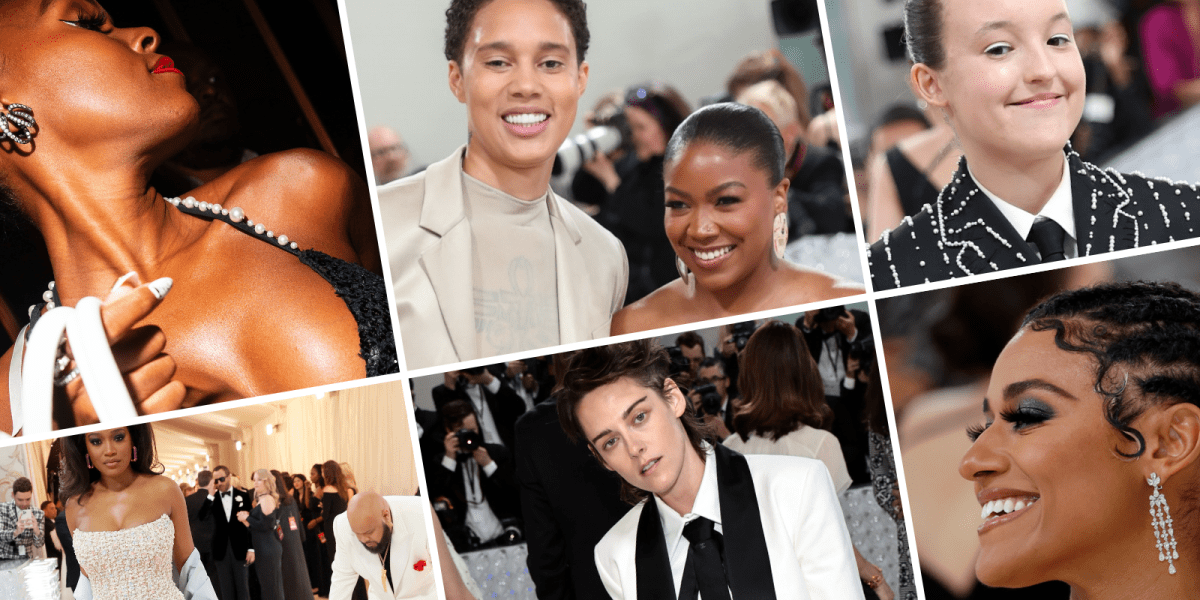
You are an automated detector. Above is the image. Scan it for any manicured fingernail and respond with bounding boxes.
[110,271,140,293]
[147,277,173,300]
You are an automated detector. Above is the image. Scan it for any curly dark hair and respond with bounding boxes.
[1022,281,1200,458]
[59,424,164,502]
[444,0,590,64]
[556,339,716,504]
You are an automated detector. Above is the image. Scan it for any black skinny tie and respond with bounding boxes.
[1027,216,1067,263]
[682,517,731,600]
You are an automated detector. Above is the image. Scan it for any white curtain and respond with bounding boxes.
[226,381,418,496]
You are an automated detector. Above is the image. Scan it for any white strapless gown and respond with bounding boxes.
[73,514,185,599]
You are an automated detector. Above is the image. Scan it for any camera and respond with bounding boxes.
[731,321,759,352]
[692,383,724,417]
[552,126,624,177]
[848,339,876,374]
[813,306,846,325]
[455,428,483,455]
[665,346,693,380]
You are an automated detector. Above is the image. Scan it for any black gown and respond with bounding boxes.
[275,501,313,600]
[247,504,285,600]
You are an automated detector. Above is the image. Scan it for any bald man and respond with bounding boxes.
[367,126,410,185]
[331,493,436,599]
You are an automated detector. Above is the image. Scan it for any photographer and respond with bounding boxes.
[0,477,44,559]
[799,307,874,484]
[432,367,526,448]
[717,320,759,400]
[689,357,736,439]
[429,400,518,552]
[503,358,553,412]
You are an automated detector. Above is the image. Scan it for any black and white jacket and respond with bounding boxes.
[868,147,1200,290]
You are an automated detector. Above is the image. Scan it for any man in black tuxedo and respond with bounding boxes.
[514,397,630,600]
[207,465,254,600]
[427,400,518,551]
[431,367,526,448]
[186,470,219,594]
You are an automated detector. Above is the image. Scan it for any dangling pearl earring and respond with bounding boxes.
[773,213,788,260]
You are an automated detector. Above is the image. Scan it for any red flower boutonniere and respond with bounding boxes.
[413,560,427,572]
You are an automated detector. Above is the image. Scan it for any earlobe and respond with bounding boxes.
[774,178,790,214]
[448,61,466,104]
[911,63,948,109]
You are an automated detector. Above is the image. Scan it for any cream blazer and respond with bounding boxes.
[329,495,436,600]
[378,146,628,370]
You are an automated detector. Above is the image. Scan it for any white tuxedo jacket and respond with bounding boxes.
[329,496,436,600]
[594,453,863,600]
[378,146,628,370]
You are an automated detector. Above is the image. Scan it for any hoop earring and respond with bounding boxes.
[1148,473,1179,575]
[0,103,36,146]
[773,213,788,260]
[132,446,138,462]
[675,255,691,285]
[86,455,93,469]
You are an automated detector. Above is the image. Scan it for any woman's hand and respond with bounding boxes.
[582,152,621,193]
[60,274,185,427]
[236,510,249,524]
[860,560,892,600]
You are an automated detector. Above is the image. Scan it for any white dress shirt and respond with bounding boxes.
[971,159,1077,259]
[465,378,504,447]
[594,448,863,599]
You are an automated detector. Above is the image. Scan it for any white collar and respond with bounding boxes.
[969,155,1075,242]
[654,445,720,554]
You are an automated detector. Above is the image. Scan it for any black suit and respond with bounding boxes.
[432,380,526,448]
[428,441,517,550]
[186,490,218,593]
[55,514,79,590]
[514,399,631,600]
[208,487,254,600]
[869,147,1200,289]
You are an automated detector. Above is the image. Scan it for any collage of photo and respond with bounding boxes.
[0,0,1197,598]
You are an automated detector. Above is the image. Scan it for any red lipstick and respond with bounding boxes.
[152,56,182,75]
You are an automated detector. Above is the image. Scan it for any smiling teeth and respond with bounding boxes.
[694,246,732,261]
[981,497,1038,519]
[641,459,658,474]
[505,113,548,125]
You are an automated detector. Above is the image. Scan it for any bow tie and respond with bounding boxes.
[222,491,232,498]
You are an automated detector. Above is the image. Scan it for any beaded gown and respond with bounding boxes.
[73,514,184,599]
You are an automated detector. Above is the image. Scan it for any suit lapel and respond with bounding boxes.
[937,159,1041,276]
[1069,149,1141,255]
[548,195,590,342]
[418,146,478,361]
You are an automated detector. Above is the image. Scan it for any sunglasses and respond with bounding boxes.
[215,477,227,483]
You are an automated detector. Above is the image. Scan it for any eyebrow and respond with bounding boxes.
[977,13,1070,36]
[1003,379,1077,401]
[589,396,648,446]
[665,181,746,201]
[474,40,572,56]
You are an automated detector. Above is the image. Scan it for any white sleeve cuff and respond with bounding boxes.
[484,377,501,394]
[843,377,857,390]
[441,455,458,471]
[482,461,499,477]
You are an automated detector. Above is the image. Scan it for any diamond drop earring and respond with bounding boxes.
[1148,473,1179,575]
[0,103,36,146]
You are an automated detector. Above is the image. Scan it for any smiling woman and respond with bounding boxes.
[867,0,1200,289]
[960,281,1200,598]
[0,0,393,432]
[610,103,862,335]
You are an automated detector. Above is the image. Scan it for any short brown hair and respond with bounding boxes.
[556,340,715,504]
[12,477,31,495]
[734,321,832,440]
[674,331,705,354]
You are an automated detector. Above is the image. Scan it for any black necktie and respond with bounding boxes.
[682,517,731,600]
[1027,216,1067,263]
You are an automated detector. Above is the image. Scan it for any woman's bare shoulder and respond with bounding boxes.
[781,266,865,304]
[611,280,692,335]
